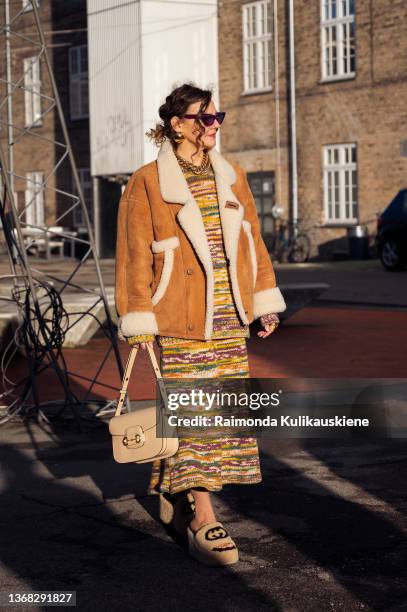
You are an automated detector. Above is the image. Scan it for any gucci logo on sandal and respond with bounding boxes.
[205,526,228,541]
[187,520,239,565]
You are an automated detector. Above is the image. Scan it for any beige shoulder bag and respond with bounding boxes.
[109,344,179,463]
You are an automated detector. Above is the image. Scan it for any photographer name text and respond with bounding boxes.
[168,415,370,428]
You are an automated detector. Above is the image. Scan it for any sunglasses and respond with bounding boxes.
[183,111,226,127]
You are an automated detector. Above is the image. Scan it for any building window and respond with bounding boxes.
[24,56,42,126]
[323,144,357,223]
[22,0,39,11]
[321,0,355,80]
[69,45,89,120]
[247,171,275,249]
[72,168,92,227]
[242,1,273,94]
[25,172,45,227]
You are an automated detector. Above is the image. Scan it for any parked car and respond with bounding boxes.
[376,189,407,271]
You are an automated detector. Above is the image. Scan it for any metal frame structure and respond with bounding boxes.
[0,0,127,428]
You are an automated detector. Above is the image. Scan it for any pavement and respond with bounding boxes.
[0,258,406,611]
[277,259,407,309]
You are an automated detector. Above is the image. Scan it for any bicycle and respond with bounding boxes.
[269,217,311,263]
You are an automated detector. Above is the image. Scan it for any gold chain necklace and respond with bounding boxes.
[175,150,210,174]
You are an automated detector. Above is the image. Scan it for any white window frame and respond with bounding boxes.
[72,168,92,228]
[25,172,45,227]
[69,45,89,120]
[22,0,39,12]
[323,143,358,224]
[320,0,356,81]
[242,0,273,94]
[24,56,42,127]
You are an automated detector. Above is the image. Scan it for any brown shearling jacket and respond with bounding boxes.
[115,139,286,341]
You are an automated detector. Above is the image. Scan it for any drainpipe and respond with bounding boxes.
[5,0,14,193]
[92,175,100,257]
[288,0,298,235]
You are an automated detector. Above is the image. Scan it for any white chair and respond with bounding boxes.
[13,226,65,258]
[46,226,65,258]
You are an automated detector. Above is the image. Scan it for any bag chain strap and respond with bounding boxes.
[115,344,169,417]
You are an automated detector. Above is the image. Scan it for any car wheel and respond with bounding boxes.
[379,239,407,271]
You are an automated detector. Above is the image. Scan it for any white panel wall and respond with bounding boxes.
[87,0,143,176]
[141,0,219,164]
[87,0,219,176]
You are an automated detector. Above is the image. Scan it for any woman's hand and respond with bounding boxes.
[257,313,280,339]
[139,340,154,350]
[127,334,155,349]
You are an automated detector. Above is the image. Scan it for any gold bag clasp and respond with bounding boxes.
[122,425,145,448]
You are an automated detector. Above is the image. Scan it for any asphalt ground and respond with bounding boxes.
[0,415,406,611]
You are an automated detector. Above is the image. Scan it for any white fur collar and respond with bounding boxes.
[156,138,236,203]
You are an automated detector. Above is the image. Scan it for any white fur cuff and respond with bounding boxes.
[118,311,159,339]
[253,287,287,318]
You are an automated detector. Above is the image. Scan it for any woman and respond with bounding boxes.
[114,83,286,566]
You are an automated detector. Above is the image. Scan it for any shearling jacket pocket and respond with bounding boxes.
[150,236,180,306]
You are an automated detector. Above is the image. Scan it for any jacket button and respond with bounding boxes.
[186,268,193,275]
[187,323,194,331]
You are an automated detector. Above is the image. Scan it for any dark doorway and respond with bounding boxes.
[247,171,275,251]
[98,178,122,258]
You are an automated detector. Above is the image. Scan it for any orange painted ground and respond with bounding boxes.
[6,306,405,408]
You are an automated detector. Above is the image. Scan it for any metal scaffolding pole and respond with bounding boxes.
[0,0,128,428]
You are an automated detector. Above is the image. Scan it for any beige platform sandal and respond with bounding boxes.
[187,521,239,566]
[159,491,196,536]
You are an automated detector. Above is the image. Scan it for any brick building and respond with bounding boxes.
[218,0,407,259]
[0,0,91,254]
[2,0,406,262]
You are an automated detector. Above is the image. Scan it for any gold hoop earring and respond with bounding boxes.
[173,131,184,144]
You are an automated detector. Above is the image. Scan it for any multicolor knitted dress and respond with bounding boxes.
[146,154,272,495]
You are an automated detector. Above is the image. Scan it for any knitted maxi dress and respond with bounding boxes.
[147,156,265,496]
